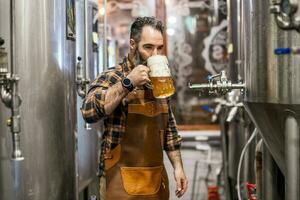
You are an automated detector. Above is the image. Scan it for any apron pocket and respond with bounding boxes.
[120,166,163,195]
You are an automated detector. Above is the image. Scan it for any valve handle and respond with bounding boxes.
[274,48,291,55]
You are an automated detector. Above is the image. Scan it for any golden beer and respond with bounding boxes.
[150,77,175,98]
[147,55,175,98]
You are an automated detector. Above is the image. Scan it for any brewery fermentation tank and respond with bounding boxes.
[76,0,101,194]
[0,0,77,199]
[242,0,300,199]
[216,0,257,199]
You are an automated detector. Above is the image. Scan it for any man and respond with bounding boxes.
[81,16,187,199]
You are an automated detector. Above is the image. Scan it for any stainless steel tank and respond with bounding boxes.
[242,0,300,199]
[75,0,100,194]
[215,1,256,199]
[0,0,77,199]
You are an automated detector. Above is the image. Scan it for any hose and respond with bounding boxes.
[237,128,258,200]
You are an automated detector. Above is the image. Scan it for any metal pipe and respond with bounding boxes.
[241,0,247,83]
[285,116,300,200]
[83,1,91,130]
[237,0,246,81]
[189,70,246,96]
[103,0,107,70]
[189,82,245,97]
[255,139,263,200]
[11,159,24,200]
[237,128,257,200]
[76,57,86,98]
[211,102,222,122]
[10,0,23,161]
[10,0,15,75]
[189,83,246,90]
[219,107,233,200]
[226,106,238,122]
[236,0,242,76]
[76,56,83,82]
[7,0,24,199]
[84,0,89,81]
[191,161,199,200]
[262,143,282,200]
[11,82,22,160]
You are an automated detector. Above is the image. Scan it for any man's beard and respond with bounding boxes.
[134,49,147,66]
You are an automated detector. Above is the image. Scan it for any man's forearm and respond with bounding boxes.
[166,150,184,170]
[104,82,129,115]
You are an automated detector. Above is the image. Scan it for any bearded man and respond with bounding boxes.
[81,16,188,200]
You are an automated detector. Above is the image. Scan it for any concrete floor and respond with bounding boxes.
[164,130,223,200]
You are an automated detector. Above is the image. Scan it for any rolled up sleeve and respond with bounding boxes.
[81,87,107,123]
[81,74,109,123]
[164,102,182,151]
[81,69,124,123]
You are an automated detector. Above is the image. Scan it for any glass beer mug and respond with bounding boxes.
[147,55,175,98]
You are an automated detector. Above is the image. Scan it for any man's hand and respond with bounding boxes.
[174,168,188,198]
[166,150,188,198]
[126,65,151,87]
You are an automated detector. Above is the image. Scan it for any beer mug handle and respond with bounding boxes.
[144,82,153,89]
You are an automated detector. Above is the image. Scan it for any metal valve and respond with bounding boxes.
[189,71,245,123]
[189,70,245,96]
[0,37,12,107]
[0,37,24,161]
[76,56,90,98]
[270,0,300,31]
[76,56,91,130]
[210,89,244,123]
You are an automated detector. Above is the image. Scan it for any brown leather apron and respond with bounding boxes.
[104,88,170,200]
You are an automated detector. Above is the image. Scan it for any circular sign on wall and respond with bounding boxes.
[202,20,228,75]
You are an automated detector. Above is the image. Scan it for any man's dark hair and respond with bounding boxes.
[130,17,164,43]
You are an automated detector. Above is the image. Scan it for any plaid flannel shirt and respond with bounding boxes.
[81,56,182,176]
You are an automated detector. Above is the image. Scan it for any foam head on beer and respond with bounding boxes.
[147,55,175,98]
